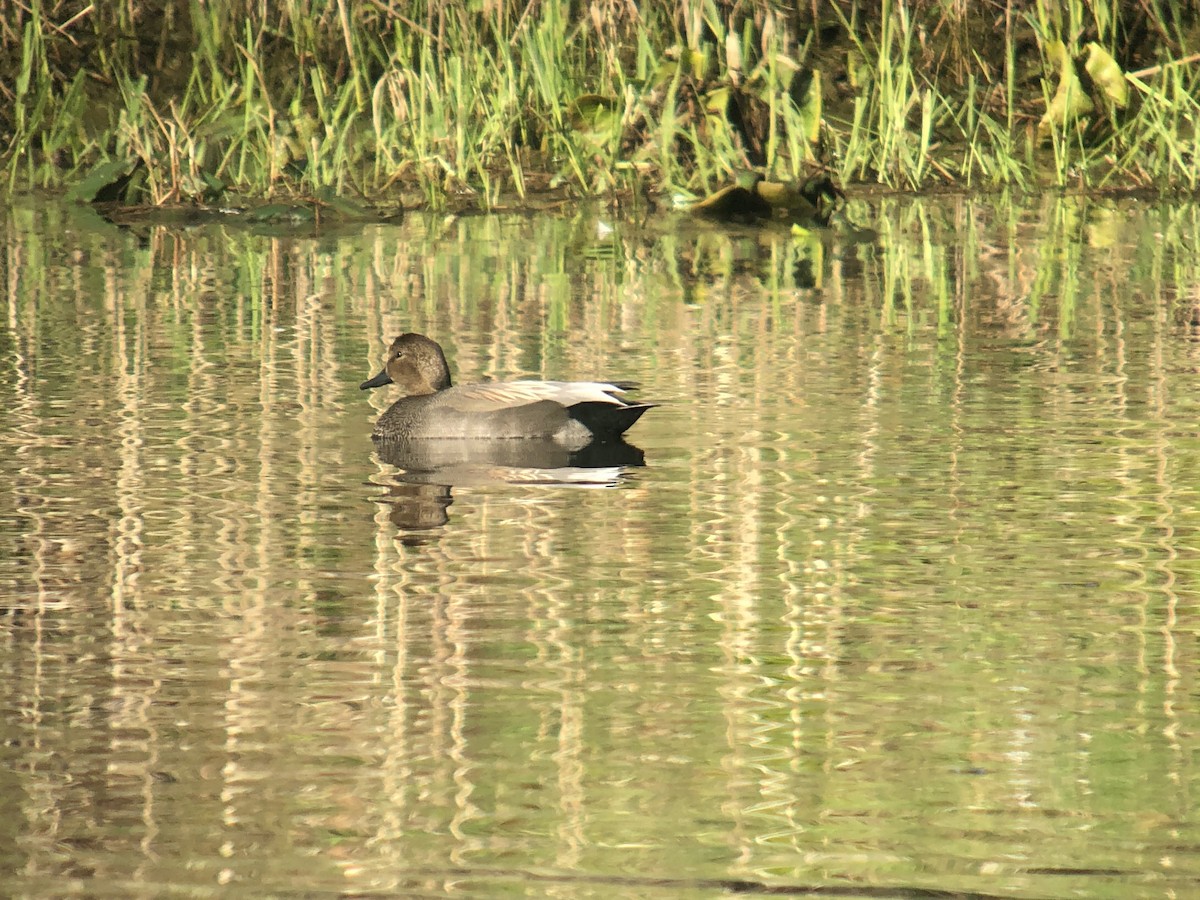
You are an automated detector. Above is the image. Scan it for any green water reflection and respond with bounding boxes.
[1,195,1199,897]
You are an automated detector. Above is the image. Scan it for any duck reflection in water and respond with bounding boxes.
[360,333,653,532]
[373,437,647,532]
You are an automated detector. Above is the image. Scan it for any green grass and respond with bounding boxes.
[1,0,1198,209]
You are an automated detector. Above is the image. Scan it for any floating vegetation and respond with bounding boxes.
[2,1,1198,210]
[689,173,844,225]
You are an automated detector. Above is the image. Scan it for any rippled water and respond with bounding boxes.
[2,195,1199,897]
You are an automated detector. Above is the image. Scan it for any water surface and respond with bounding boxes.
[2,195,1199,898]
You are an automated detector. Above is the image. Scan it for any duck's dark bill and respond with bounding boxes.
[360,369,394,390]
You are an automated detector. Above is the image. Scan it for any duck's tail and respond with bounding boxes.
[571,401,655,441]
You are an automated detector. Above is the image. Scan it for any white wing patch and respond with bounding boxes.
[445,380,628,412]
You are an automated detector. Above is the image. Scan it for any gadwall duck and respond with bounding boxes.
[360,333,653,448]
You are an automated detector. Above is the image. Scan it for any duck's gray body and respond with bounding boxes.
[361,334,653,449]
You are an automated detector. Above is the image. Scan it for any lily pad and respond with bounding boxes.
[653,46,712,86]
[789,67,822,148]
[1039,40,1093,136]
[199,171,226,203]
[318,194,392,222]
[568,94,622,147]
[244,203,317,224]
[1084,42,1129,109]
[691,174,843,225]
[691,183,773,221]
[67,158,143,204]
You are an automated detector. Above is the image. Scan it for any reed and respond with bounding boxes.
[1,1,1197,207]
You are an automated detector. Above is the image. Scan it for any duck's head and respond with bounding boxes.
[360,333,452,397]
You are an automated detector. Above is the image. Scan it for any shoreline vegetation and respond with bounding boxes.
[3,1,1199,216]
